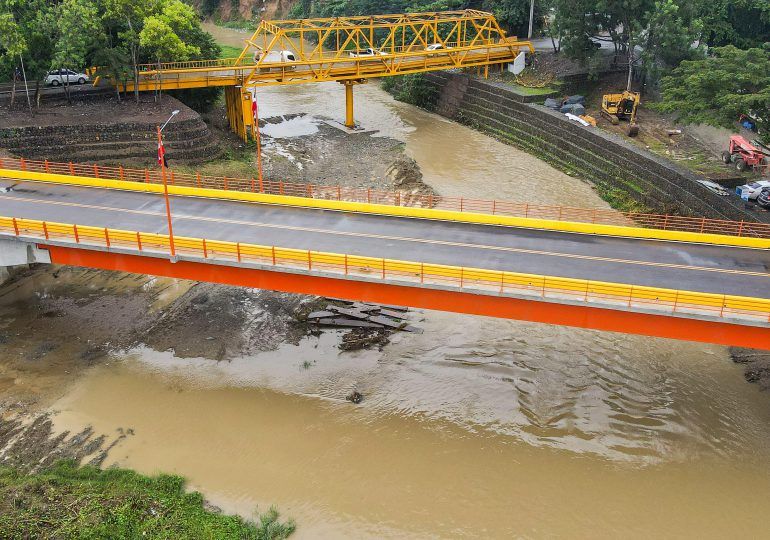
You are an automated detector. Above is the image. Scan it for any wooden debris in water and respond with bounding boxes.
[307,301,421,333]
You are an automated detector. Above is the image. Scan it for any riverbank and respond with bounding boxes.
[0,460,294,538]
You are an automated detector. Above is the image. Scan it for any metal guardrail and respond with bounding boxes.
[2,156,770,239]
[1,215,769,324]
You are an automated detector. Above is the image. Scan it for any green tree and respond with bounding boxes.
[49,0,100,103]
[0,11,26,106]
[655,45,770,140]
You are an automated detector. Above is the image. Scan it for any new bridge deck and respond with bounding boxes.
[1,180,768,300]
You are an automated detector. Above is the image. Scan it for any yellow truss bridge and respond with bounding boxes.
[111,10,533,138]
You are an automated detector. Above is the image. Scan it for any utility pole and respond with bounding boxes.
[528,0,535,39]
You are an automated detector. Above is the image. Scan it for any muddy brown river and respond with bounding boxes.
[6,23,770,539]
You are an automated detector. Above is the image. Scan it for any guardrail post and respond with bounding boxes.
[344,254,348,275]
[104,228,110,248]
[627,286,634,307]
[251,177,256,192]
[499,273,504,293]
[271,246,276,265]
[223,176,227,190]
[202,239,207,258]
[381,259,385,279]
[672,290,679,312]
[119,166,125,181]
[420,263,424,283]
[12,217,19,236]
[524,203,529,218]
[460,198,464,212]
[145,169,150,183]
[700,217,706,234]
[171,171,176,186]
[459,267,464,287]
[196,172,202,188]
[492,200,496,215]
[73,224,80,243]
[279,181,284,195]
[367,189,371,204]
[337,185,341,200]
[69,162,75,175]
[236,243,241,262]
[136,232,142,251]
[44,160,50,173]
[42,222,49,240]
[20,158,26,171]
[308,251,312,270]
[738,221,744,237]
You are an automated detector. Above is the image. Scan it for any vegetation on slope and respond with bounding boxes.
[0,460,295,539]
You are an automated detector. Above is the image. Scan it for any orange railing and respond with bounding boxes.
[2,156,770,239]
[2,214,769,324]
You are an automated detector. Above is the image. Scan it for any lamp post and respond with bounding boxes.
[158,109,179,259]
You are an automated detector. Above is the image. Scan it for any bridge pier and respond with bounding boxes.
[341,80,365,128]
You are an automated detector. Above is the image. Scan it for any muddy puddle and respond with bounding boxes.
[1,22,769,540]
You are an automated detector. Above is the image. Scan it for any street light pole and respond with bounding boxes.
[158,109,179,259]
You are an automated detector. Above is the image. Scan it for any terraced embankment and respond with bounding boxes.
[421,72,765,223]
[0,95,221,166]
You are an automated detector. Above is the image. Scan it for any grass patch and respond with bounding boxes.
[505,83,558,96]
[219,45,244,59]
[0,460,295,539]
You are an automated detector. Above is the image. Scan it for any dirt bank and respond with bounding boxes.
[0,95,221,166]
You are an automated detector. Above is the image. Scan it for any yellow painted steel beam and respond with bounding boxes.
[112,10,534,92]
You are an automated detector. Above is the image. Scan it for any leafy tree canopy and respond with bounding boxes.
[654,44,770,136]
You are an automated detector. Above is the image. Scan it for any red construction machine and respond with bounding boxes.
[721,135,769,172]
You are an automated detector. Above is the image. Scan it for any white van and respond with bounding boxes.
[253,50,297,65]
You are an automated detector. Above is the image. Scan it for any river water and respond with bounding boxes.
[43,24,770,538]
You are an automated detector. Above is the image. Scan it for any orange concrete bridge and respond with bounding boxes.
[1,157,769,350]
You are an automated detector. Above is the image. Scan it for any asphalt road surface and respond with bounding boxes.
[1,180,768,299]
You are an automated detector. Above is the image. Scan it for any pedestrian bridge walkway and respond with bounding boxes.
[0,157,768,350]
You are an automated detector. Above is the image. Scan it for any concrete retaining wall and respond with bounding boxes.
[424,72,764,222]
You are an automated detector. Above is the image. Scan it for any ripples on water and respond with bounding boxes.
[112,305,763,466]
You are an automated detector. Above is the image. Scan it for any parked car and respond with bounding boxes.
[349,47,386,58]
[696,179,730,196]
[425,43,451,51]
[757,188,770,208]
[45,69,89,86]
[736,180,770,200]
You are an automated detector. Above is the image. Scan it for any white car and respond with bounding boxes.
[45,69,89,86]
[425,43,451,51]
[349,48,386,58]
[736,180,770,200]
[696,179,730,196]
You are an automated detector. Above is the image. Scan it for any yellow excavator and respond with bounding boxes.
[601,91,640,137]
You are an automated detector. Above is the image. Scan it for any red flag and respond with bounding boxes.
[157,139,166,167]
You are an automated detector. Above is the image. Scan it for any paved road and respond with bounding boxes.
[1,180,769,299]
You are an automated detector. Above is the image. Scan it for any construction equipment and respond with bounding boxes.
[721,135,769,173]
[601,91,640,137]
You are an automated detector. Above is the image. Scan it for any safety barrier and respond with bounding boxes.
[1,214,768,324]
[2,156,769,239]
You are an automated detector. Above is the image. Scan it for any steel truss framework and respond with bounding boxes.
[122,10,532,91]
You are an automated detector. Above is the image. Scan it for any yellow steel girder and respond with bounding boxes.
[118,10,533,92]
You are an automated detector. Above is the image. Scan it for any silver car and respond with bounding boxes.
[45,69,89,86]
